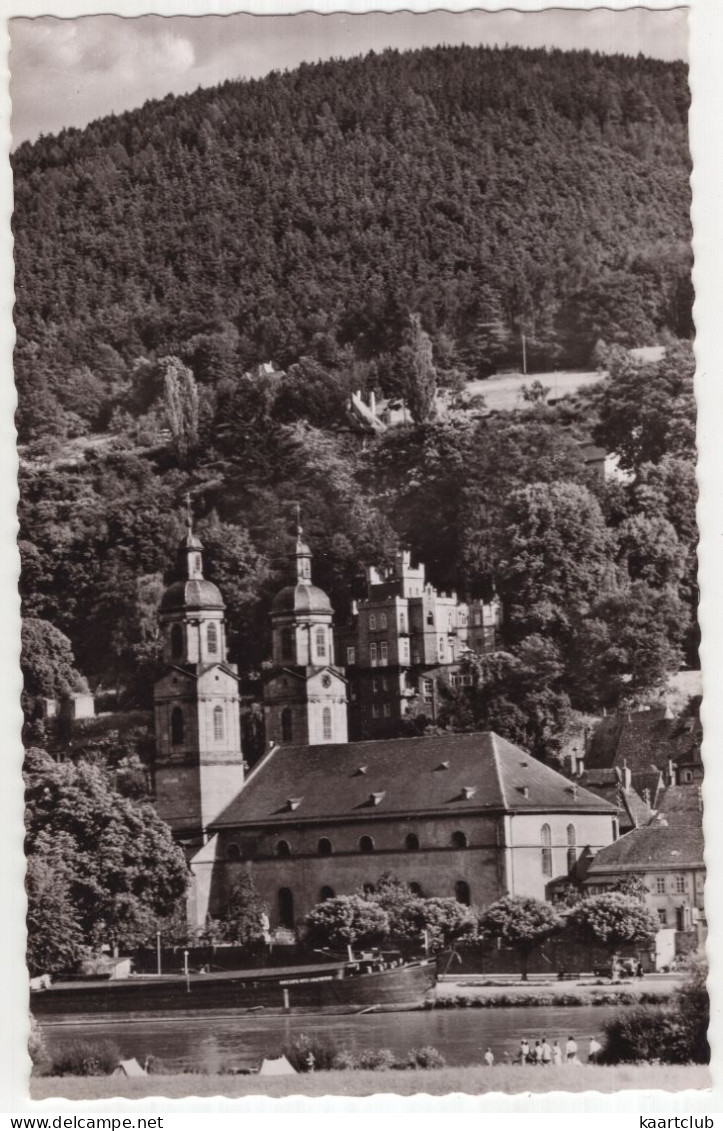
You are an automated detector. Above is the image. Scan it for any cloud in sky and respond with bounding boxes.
[9,9,688,147]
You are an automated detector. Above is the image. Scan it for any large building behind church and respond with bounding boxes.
[335,552,502,739]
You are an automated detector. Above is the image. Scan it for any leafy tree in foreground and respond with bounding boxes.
[568,892,658,966]
[25,748,188,964]
[388,897,476,953]
[478,896,562,981]
[304,895,389,952]
[214,872,268,947]
[21,617,87,708]
[594,342,695,474]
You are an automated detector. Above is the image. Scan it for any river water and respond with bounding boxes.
[40,1004,624,1072]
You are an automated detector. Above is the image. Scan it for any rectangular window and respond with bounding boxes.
[474,612,481,626]
[423,678,433,700]
[675,875,686,893]
[383,703,391,717]
[449,673,459,689]
[657,909,667,925]
[656,877,666,894]
[380,641,388,665]
[372,704,380,718]
[401,638,410,661]
[370,643,377,666]
[346,646,356,665]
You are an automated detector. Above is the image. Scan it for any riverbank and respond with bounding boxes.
[31,1063,711,1100]
[435,976,679,1007]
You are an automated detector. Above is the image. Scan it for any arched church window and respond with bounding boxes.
[455,880,471,906]
[318,838,333,856]
[171,624,183,659]
[405,833,420,851]
[226,843,241,862]
[213,705,224,741]
[380,613,387,630]
[541,824,552,877]
[276,840,291,858]
[369,614,376,631]
[451,830,468,849]
[315,628,326,659]
[281,708,293,743]
[322,707,332,741]
[280,627,294,661]
[359,835,375,854]
[566,824,577,874]
[278,887,294,928]
[194,554,202,575]
[320,886,335,902]
[171,707,184,746]
[207,622,218,655]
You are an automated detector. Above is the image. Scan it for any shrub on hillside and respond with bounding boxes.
[52,1039,121,1076]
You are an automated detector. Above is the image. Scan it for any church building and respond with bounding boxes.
[153,522,618,933]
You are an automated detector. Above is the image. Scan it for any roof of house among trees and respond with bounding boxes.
[584,823,704,874]
[585,708,702,773]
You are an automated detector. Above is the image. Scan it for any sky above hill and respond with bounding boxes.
[10,7,688,147]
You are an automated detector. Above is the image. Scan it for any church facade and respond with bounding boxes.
[153,523,618,932]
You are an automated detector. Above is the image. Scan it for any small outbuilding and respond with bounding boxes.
[258,1055,297,1076]
[113,1058,147,1077]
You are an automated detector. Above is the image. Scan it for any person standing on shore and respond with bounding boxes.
[541,1037,552,1066]
[588,1037,602,1064]
[565,1036,578,1062]
[533,1040,543,1065]
[519,1039,530,1064]
[552,1040,562,1066]
[484,1047,494,1067]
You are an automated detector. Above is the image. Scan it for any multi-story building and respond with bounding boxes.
[335,552,502,738]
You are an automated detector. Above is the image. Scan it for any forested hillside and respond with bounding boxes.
[13,44,691,442]
[15,45,696,756]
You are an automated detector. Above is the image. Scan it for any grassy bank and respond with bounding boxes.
[435,978,677,1007]
[31,1064,710,1100]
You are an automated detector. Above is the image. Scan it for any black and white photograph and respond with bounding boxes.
[4,0,719,1110]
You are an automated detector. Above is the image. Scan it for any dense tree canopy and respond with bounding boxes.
[14,45,696,760]
[24,748,189,972]
[13,44,691,445]
[478,896,562,980]
[568,892,659,958]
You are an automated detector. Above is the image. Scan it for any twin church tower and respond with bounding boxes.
[153,517,347,843]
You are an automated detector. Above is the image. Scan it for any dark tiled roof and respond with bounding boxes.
[577,769,654,832]
[586,710,702,774]
[655,785,704,828]
[585,824,704,874]
[211,732,616,829]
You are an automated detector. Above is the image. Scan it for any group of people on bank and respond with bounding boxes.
[482,1036,602,1067]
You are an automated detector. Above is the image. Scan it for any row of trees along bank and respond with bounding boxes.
[302,874,659,981]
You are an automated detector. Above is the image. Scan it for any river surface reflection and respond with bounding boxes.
[41,1004,624,1072]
